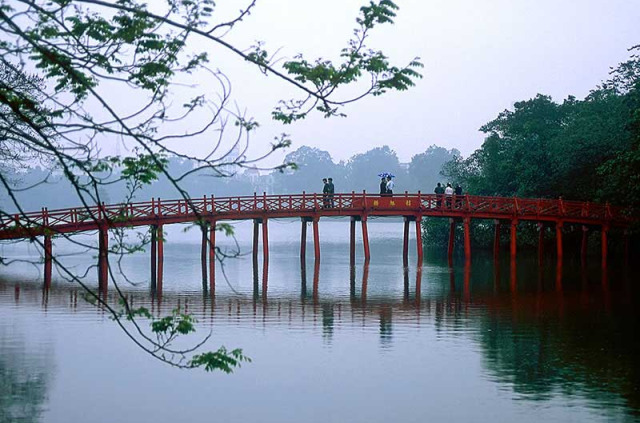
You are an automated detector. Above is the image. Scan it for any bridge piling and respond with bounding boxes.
[98,226,109,292]
[403,217,410,267]
[464,217,471,263]
[209,221,216,294]
[349,217,356,268]
[361,216,370,263]
[252,219,259,270]
[493,220,501,260]
[201,224,208,290]
[537,223,544,262]
[581,225,589,265]
[300,218,307,265]
[312,217,320,263]
[262,218,269,288]
[150,225,157,291]
[447,219,455,265]
[415,216,423,266]
[44,235,52,288]
[601,225,609,268]
[556,222,564,262]
[510,220,518,260]
[157,224,164,293]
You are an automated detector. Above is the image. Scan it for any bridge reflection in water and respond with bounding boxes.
[3,253,638,417]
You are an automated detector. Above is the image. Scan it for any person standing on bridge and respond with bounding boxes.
[322,178,329,208]
[327,178,335,207]
[385,175,395,197]
[445,183,454,208]
[454,184,463,208]
[434,182,444,207]
[380,177,388,196]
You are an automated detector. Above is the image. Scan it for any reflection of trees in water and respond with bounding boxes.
[0,326,53,423]
[477,293,640,418]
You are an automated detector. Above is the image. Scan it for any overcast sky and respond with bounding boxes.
[170,0,640,168]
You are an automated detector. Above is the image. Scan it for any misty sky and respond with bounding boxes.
[144,0,640,168]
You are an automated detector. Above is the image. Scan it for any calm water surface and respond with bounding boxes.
[1,220,638,422]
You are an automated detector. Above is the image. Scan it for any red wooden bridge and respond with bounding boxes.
[0,192,633,293]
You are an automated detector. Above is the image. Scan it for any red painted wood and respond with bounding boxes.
[493,220,501,258]
[300,218,307,264]
[581,225,588,264]
[510,220,517,260]
[209,222,216,294]
[556,222,564,262]
[349,217,356,268]
[98,226,109,292]
[464,217,471,263]
[601,226,609,268]
[150,225,157,290]
[403,218,410,267]
[313,217,320,263]
[157,225,163,293]
[361,217,370,263]
[448,219,455,264]
[415,216,423,266]
[201,225,207,288]
[44,235,52,288]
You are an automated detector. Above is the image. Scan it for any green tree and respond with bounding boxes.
[0,0,421,371]
[345,145,404,192]
[407,145,459,193]
[272,146,338,194]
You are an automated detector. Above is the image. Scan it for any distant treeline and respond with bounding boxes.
[0,145,459,213]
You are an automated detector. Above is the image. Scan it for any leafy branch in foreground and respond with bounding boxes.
[0,0,421,372]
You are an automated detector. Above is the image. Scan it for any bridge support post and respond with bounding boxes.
[537,223,544,262]
[350,217,357,268]
[209,221,216,295]
[361,216,370,263]
[601,224,609,268]
[150,225,157,291]
[201,223,208,290]
[464,217,471,263]
[313,217,320,263]
[262,218,269,292]
[403,217,410,267]
[157,224,164,293]
[493,220,501,259]
[415,216,423,266]
[448,218,455,265]
[252,219,259,270]
[44,235,52,288]
[98,226,109,293]
[300,218,307,265]
[581,225,589,265]
[510,220,518,260]
[623,229,630,266]
[556,222,563,262]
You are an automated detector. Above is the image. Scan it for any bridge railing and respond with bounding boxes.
[0,192,630,236]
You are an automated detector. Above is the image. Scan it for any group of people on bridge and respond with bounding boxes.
[320,176,463,209]
[434,182,463,208]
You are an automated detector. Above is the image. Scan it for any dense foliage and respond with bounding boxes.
[442,47,640,210]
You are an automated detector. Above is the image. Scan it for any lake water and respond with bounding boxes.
[1,220,638,423]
